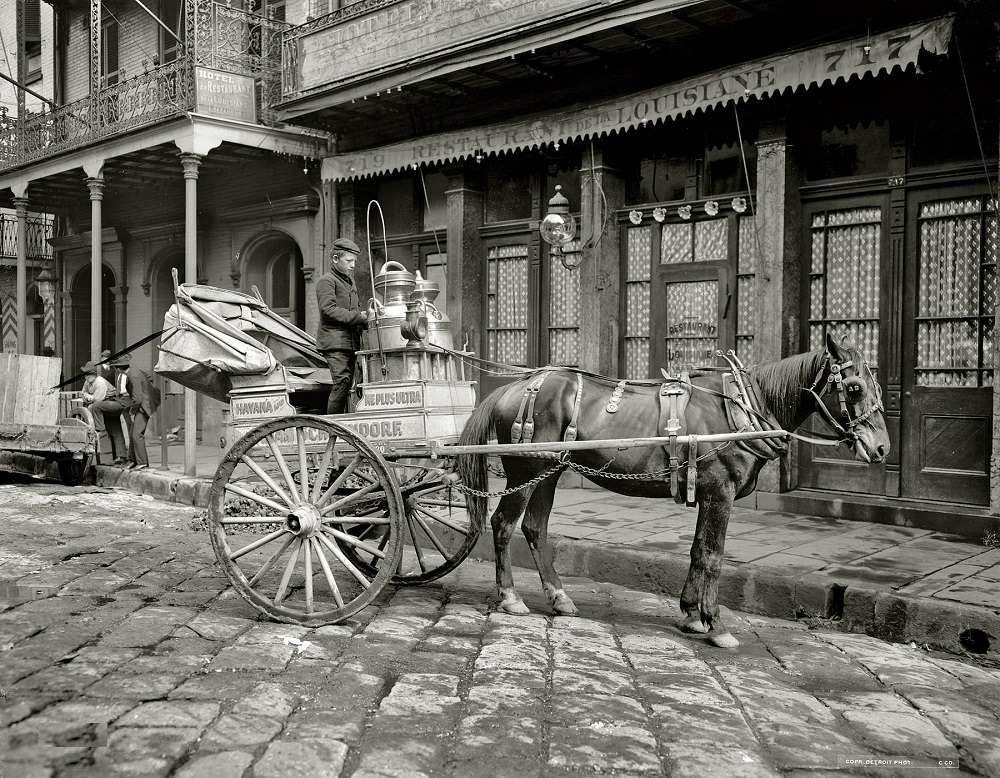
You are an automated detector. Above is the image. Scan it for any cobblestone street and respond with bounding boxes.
[2,481,1000,777]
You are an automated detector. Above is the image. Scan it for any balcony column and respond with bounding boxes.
[14,196,29,353]
[180,153,202,476]
[86,176,105,360]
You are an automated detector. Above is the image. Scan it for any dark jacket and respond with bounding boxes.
[316,268,368,351]
[125,365,162,416]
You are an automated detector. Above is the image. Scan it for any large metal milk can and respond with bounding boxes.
[411,272,454,349]
[363,261,416,350]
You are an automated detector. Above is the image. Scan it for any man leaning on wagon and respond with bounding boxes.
[316,237,368,415]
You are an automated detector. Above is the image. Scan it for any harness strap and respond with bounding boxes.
[605,380,626,413]
[564,373,584,442]
[661,373,689,504]
[510,371,549,444]
[686,435,698,506]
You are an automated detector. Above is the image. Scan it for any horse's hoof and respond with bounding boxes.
[708,632,740,648]
[500,598,531,615]
[551,591,579,616]
[681,614,709,634]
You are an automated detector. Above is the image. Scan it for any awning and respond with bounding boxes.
[322,15,953,182]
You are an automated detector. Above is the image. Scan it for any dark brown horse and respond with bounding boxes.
[456,333,889,647]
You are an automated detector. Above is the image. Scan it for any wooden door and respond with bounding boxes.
[797,199,888,494]
[899,188,995,505]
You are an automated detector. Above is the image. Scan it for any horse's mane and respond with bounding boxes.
[750,347,828,427]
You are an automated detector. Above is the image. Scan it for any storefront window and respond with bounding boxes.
[808,207,881,371]
[623,226,651,379]
[915,196,997,387]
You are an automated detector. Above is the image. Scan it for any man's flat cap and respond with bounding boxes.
[332,237,361,254]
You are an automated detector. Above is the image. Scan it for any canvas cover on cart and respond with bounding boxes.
[155,283,327,402]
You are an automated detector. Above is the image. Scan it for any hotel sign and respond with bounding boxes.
[195,67,256,123]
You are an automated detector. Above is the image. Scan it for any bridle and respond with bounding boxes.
[800,349,884,445]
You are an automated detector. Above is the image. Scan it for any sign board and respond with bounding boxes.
[195,67,257,123]
[322,16,954,180]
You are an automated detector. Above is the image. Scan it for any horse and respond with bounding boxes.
[455,333,889,648]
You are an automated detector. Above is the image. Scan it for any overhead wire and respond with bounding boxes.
[954,33,997,207]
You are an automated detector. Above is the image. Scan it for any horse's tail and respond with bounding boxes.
[456,388,505,536]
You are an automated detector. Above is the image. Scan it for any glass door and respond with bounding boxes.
[900,188,995,505]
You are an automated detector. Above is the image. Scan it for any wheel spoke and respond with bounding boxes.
[311,438,337,503]
[230,528,288,561]
[322,514,391,526]
[248,534,296,587]
[225,482,289,515]
[221,516,286,525]
[411,511,451,557]
[403,509,431,574]
[320,482,385,515]
[311,537,344,608]
[316,453,363,507]
[265,433,301,502]
[297,428,310,503]
[413,504,469,535]
[238,454,295,508]
[316,531,372,589]
[323,527,388,560]
[274,538,302,604]
[303,537,314,614]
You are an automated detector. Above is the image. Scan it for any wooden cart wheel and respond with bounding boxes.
[56,407,97,486]
[335,458,478,586]
[208,415,405,626]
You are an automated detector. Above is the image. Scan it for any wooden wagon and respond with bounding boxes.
[0,353,97,485]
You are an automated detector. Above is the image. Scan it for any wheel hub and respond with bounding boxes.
[285,504,322,537]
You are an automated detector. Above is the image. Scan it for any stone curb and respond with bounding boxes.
[95,464,212,509]
[102,465,1000,662]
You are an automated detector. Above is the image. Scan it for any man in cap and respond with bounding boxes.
[81,360,117,462]
[316,237,368,414]
[114,353,161,471]
[89,356,131,466]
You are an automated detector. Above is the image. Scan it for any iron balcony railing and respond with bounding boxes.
[0,2,288,173]
[0,213,54,261]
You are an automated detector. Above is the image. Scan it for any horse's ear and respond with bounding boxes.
[825,331,846,360]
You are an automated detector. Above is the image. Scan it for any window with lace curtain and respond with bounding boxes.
[807,207,881,374]
[915,197,997,387]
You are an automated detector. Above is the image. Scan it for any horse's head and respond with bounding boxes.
[803,333,890,464]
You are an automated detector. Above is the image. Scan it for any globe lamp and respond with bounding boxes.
[539,185,576,247]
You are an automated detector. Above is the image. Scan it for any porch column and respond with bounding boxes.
[180,153,201,476]
[579,144,625,375]
[14,196,29,353]
[754,121,803,492]
[444,166,484,359]
[86,176,105,360]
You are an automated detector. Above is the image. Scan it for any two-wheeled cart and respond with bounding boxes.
[157,267,788,627]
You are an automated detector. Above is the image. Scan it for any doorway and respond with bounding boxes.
[899,187,995,506]
[241,232,305,329]
[69,264,116,387]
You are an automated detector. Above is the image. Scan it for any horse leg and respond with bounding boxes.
[679,489,740,648]
[491,487,533,615]
[521,475,578,616]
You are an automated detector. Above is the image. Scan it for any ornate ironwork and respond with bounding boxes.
[0,214,54,261]
[0,1,294,170]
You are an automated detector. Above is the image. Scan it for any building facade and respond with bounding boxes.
[1,0,997,534]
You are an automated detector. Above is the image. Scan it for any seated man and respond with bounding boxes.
[88,360,129,466]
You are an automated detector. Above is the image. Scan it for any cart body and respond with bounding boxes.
[0,353,97,484]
